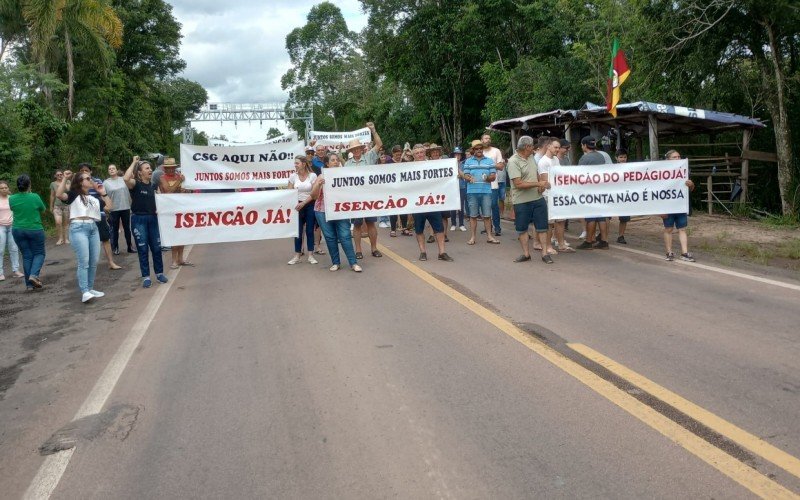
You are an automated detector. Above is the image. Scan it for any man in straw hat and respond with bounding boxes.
[344,122,384,259]
[462,140,500,246]
[410,143,454,262]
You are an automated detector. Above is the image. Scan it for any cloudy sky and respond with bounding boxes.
[168,0,368,143]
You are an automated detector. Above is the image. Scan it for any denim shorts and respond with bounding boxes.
[496,182,506,201]
[467,192,492,218]
[514,198,548,233]
[618,216,631,223]
[585,216,609,223]
[351,217,378,225]
[413,212,444,234]
[662,213,688,229]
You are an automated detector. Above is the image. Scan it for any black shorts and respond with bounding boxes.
[96,216,110,242]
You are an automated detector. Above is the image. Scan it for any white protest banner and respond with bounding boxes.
[309,127,372,147]
[323,159,459,221]
[180,141,305,190]
[263,131,299,144]
[207,132,298,148]
[156,190,298,246]
[548,159,690,219]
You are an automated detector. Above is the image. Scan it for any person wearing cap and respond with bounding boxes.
[507,136,553,263]
[661,149,696,262]
[79,163,121,270]
[410,143,454,262]
[576,136,611,250]
[449,147,467,232]
[462,140,500,245]
[157,158,193,269]
[344,122,384,259]
[481,133,506,236]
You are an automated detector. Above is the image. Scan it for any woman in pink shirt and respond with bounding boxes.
[0,180,24,281]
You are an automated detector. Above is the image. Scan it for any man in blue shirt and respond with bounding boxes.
[462,140,500,245]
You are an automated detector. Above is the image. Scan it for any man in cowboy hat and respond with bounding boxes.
[462,140,499,246]
[344,122,384,259]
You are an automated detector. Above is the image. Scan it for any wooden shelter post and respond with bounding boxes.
[740,128,753,204]
[648,115,659,160]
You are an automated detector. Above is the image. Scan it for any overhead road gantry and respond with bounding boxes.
[183,102,313,144]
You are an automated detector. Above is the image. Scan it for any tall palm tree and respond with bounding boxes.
[23,0,122,119]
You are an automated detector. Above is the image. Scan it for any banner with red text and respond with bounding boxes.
[309,127,372,148]
[547,159,690,219]
[156,190,298,246]
[323,159,459,220]
[180,141,305,190]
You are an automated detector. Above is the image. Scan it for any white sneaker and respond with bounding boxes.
[579,230,587,239]
[450,225,456,231]
[352,264,363,272]
[459,225,467,232]
[329,264,340,272]
[287,256,301,265]
[378,222,390,228]
[81,292,94,303]
[89,290,105,298]
[308,254,318,264]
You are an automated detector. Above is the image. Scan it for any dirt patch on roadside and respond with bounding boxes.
[606,214,800,272]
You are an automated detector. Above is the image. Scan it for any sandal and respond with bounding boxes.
[487,239,500,244]
[467,239,476,245]
[180,261,195,266]
[170,264,180,269]
[314,249,326,255]
[427,235,435,243]
[402,229,413,236]
[371,250,383,258]
[355,252,364,260]
[390,230,397,237]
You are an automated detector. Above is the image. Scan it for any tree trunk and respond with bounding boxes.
[763,20,795,216]
[65,28,75,121]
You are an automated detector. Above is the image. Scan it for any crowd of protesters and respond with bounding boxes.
[1,122,696,300]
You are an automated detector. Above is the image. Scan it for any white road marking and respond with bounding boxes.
[23,247,192,500]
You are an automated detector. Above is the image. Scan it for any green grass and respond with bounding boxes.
[760,214,800,229]
[697,237,800,267]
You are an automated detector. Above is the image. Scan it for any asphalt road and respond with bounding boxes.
[5,223,800,499]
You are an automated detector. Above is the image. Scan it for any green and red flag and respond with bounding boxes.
[606,38,630,117]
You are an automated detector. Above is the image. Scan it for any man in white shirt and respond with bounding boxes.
[481,133,505,236]
[537,137,574,254]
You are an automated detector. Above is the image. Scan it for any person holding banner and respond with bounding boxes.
[410,144,454,262]
[158,158,193,269]
[576,136,611,250]
[537,137,572,254]
[124,157,168,288]
[507,136,553,264]
[311,153,362,272]
[661,150,696,262]
[344,122,384,259]
[614,149,631,244]
[462,140,500,246]
[287,156,318,265]
[449,147,467,232]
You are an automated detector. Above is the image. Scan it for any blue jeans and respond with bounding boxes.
[69,221,101,293]
[131,214,164,277]
[491,182,506,233]
[315,211,357,266]
[11,228,46,288]
[449,187,467,226]
[295,203,315,253]
[0,225,20,275]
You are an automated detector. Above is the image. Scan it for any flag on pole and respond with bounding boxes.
[606,38,630,117]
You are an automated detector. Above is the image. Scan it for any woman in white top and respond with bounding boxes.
[55,170,111,303]
[287,155,318,265]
